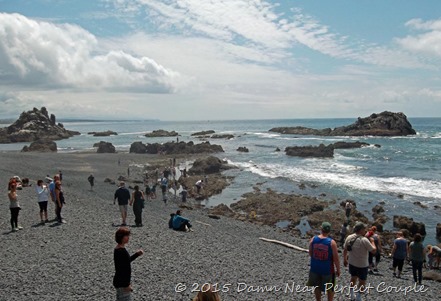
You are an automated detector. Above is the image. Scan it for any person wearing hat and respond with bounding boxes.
[114,182,131,226]
[343,222,376,301]
[307,222,340,301]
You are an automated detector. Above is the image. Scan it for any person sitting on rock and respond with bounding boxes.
[427,244,441,269]
[172,210,192,232]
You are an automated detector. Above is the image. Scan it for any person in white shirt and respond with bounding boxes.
[35,179,50,224]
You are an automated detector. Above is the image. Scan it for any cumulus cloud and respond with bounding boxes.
[396,18,441,58]
[0,13,181,92]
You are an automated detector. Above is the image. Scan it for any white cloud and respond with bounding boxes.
[396,18,441,58]
[0,13,182,92]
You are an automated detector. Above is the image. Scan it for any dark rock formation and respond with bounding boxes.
[88,130,117,136]
[189,156,232,175]
[237,146,249,152]
[211,134,234,139]
[145,129,178,137]
[191,130,215,136]
[393,215,426,236]
[270,111,416,137]
[209,204,235,218]
[0,107,80,143]
[330,141,370,149]
[275,147,281,152]
[129,141,223,155]
[285,144,334,158]
[94,141,116,153]
[21,139,57,152]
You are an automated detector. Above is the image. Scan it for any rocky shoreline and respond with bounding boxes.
[1,151,440,301]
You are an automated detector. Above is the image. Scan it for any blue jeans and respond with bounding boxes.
[412,261,423,283]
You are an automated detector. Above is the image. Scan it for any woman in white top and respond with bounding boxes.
[35,179,50,224]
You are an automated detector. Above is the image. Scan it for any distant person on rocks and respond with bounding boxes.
[172,210,193,232]
[345,202,353,219]
[340,222,348,248]
[366,226,381,273]
[180,186,188,202]
[343,222,376,301]
[55,181,66,224]
[114,182,131,226]
[8,183,22,231]
[409,233,426,285]
[113,227,144,301]
[58,170,63,181]
[427,244,441,269]
[391,231,408,278]
[88,174,95,190]
[130,185,145,227]
[35,179,50,224]
[193,283,221,301]
[195,179,203,194]
[307,222,340,301]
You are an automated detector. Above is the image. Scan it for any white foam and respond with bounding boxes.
[227,159,441,200]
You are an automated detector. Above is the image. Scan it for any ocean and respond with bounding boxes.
[1,117,440,243]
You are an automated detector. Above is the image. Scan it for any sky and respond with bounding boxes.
[0,0,441,121]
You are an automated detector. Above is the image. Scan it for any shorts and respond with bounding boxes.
[393,258,405,271]
[307,271,336,292]
[348,264,368,281]
[119,205,128,214]
[38,201,48,212]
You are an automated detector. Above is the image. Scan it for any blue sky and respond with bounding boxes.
[1,0,440,120]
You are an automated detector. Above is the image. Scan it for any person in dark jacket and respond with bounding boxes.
[114,182,131,226]
[113,227,143,301]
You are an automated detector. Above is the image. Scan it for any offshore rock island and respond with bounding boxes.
[269,111,416,136]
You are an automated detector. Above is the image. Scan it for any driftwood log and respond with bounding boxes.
[259,237,309,253]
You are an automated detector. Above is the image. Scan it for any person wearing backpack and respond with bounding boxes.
[343,222,376,301]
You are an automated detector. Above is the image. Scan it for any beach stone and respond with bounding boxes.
[94,141,115,153]
[0,107,80,143]
[21,139,57,152]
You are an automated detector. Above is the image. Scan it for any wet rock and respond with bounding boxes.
[275,147,281,152]
[88,130,117,136]
[21,139,57,152]
[94,141,116,153]
[329,141,370,149]
[130,141,148,154]
[413,201,428,209]
[211,134,234,139]
[188,156,232,175]
[145,129,179,137]
[191,130,215,136]
[393,215,426,236]
[237,146,249,152]
[285,144,334,158]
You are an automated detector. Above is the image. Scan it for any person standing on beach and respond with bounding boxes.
[114,182,131,226]
[409,233,425,285]
[307,222,340,301]
[366,226,382,273]
[160,177,168,204]
[49,174,60,218]
[345,202,353,219]
[8,183,22,231]
[55,181,65,224]
[35,179,50,224]
[391,231,408,278]
[343,222,376,301]
[88,174,95,190]
[113,227,144,301]
[130,185,145,227]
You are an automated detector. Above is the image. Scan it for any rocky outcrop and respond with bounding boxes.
[0,107,80,143]
[145,129,178,137]
[21,139,57,152]
[237,147,249,152]
[94,141,116,153]
[270,111,416,137]
[88,130,117,136]
[211,134,234,139]
[393,215,426,236]
[129,141,224,154]
[285,144,334,158]
[191,130,215,136]
[330,141,370,149]
[189,156,232,175]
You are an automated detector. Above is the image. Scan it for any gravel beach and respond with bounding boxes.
[1,152,440,301]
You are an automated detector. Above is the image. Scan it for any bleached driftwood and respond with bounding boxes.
[259,237,308,253]
[195,220,212,226]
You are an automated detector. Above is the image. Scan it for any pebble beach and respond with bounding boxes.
[1,152,440,301]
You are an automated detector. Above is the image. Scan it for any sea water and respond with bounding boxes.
[1,118,440,243]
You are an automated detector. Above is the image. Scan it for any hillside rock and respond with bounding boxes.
[21,139,57,152]
[94,141,116,153]
[270,111,416,137]
[145,129,178,137]
[0,107,80,143]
